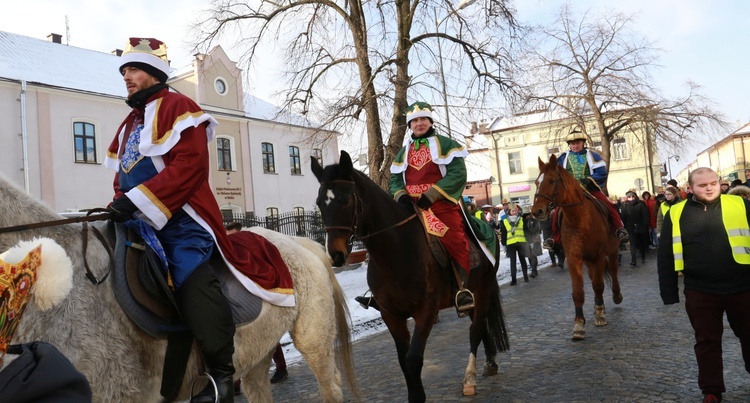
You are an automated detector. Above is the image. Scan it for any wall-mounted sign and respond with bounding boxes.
[508,184,531,193]
[216,186,242,201]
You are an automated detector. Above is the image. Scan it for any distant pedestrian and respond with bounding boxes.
[656,186,681,235]
[621,191,649,266]
[728,185,750,201]
[539,216,557,268]
[658,167,750,403]
[499,203,529,285]
[522,209,542,278]
[270,343,289,383]
[642,191,658,248]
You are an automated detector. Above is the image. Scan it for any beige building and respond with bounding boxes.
[675,123,750,186]
[0,31,337,217]
[479,110,661,206]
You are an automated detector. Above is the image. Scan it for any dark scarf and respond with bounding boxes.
[125,83,169,109]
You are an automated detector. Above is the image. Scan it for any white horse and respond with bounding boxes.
[0,174,358,402]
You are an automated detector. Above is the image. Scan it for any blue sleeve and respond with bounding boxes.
[589,151,608,188]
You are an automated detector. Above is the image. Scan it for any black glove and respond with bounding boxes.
[580,177,600,192]
[416,194,433,210]
[398,194,415,213]
[108,196,138,223]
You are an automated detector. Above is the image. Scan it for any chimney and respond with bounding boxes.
[112,49,123,56]
[47,33,62,44]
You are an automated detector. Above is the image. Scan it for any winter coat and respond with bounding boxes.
[621,199,650,234]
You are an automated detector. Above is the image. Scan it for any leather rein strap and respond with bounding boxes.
[0,209,113,285]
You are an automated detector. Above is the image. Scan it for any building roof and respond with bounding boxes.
[0,30,318,128]
[0,31,126,97]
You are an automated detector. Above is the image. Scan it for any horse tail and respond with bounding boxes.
[328,262,361,399]
[293,237,361,399]
[487,283,511,353]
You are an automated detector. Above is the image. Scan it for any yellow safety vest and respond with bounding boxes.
[660,202,670,216]
[503,217,526,245]
[669,195,750,271]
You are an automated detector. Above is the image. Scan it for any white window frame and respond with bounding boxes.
[215,135,237,171]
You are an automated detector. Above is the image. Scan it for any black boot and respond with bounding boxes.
[355,294,380,311]
[178,263,236,403]
[453,264,474,317]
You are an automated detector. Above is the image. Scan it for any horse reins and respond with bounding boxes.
[323,180,418,242]
[0,208,113,285]
[533,170,584,211]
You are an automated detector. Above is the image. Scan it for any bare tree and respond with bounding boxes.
[190,0,522,188]
[519,5,728,179]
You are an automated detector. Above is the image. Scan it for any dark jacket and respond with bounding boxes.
[621,199,649,234]
[0,342,92,402]
[657,196,750,304]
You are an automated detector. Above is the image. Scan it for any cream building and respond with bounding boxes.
[0,31,337,217]
[479,110,661,206]
[675,123,750,186]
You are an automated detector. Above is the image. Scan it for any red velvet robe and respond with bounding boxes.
[105,88,294,306]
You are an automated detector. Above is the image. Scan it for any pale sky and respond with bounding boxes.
[2,0,748,172]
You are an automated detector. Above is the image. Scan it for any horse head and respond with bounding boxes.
[311,150,359,267]
[532,154,584,220]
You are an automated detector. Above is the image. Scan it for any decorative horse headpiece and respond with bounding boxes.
[0,238,73,365]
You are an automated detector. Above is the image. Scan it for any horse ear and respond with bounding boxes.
[339,150,353,177]
[538,157,546,171]
[548,153,558,167]
[311,156,324,182]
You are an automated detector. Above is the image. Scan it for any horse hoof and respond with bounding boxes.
[482,362,499,376]
[613,294,623,304]
[463,384,477,396]
[594,318,607,327]
[572,331,586,341]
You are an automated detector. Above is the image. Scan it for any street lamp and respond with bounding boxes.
[434,0,476,139]
[667,155,680,180]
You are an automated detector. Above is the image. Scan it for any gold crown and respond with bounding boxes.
[123,38,168,63]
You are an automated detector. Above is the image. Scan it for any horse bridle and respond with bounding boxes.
[0,209,113,285]
[533,169,583,212]
[323,180,417,245]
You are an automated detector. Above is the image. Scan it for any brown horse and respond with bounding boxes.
[531,154,623,340]
[311,151,510,403]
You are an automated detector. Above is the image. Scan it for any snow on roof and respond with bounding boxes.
[0,31,126,97]
[0,30,315,128]
[487,109,566,132]
[243,93,320,128]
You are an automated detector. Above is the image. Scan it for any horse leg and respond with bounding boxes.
[588,260,607,327]
[239,348,275,402]
[293,307,343,403]
[383,314,427,403]
[481,327,498,376]
[609,249,623,304]
[568,258,586,340]
[463,307,489,396]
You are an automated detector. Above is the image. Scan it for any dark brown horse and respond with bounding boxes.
[531,154,623,340]
[311,151,509,402]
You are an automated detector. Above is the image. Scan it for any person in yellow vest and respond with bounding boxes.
[657,167,750,403]
[499,203,529,285]
[656,186,681,234]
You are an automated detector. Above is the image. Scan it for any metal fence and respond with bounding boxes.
[223,211,326,245]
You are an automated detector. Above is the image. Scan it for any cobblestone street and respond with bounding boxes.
[260,254,750,402]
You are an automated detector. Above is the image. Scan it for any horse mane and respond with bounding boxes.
[0,174,66,227]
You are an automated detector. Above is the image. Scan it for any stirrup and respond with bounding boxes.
[190,372,218,403]
[543,238,554,251]
[356,290,374,309]
[455,289,475,318]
